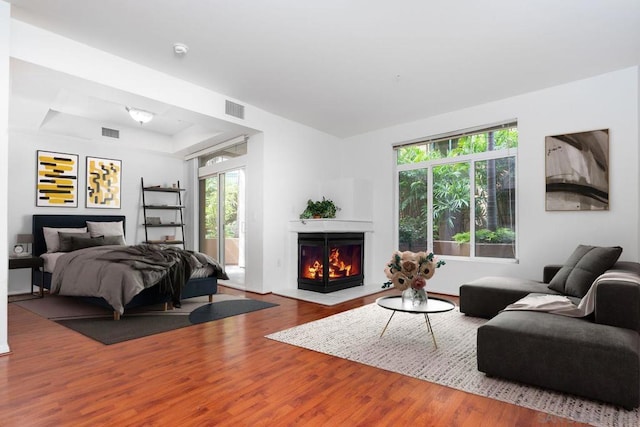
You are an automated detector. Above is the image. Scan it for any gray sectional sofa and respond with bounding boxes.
[459,251,640,409]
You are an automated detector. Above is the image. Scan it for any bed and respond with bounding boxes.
[32,214,225,319]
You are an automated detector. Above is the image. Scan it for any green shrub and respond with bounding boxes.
[494,227,515,243]
[451,228,515,243]
[475,229,493,243]
[452,231,470,243]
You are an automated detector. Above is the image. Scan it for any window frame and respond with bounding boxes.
[394,122,518,262]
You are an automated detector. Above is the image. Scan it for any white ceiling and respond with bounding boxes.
[9,58,258,155]
[6,0,640,138]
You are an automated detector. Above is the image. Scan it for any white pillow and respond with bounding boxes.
[42,227,87,253]
[86,221,126,243]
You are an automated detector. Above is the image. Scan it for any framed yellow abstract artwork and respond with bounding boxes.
[86,156,122,209]
[36,150,78,207]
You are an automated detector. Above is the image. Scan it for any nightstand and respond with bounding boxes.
[8,255,44,298]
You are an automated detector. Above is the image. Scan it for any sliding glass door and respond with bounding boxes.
[199,168,245,283]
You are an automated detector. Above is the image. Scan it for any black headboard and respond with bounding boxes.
[32,214,126,256]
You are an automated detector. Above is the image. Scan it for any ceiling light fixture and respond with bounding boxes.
[126,107,154,125]
[173,42,189,56]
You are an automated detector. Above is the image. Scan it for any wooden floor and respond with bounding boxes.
[0,286,586,426]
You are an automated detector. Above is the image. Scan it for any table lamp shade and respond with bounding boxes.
[16,234,33,244]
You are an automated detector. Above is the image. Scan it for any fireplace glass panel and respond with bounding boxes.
[300,244,324,280]
[300,243,362,281]
[298,232,364,293]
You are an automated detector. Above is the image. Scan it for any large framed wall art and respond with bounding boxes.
[36,150,79,207]
[545,128,609,211]
[86,156,122,209]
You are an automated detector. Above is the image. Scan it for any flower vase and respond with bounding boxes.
[402,288,428,306]
[401,288,414,303]
[415,288,428,305]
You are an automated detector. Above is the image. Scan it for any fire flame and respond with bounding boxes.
[305,248,353,279]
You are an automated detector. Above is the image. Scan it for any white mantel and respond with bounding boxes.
[288,219,374,233]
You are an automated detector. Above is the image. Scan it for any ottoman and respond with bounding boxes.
[477,310,640,409]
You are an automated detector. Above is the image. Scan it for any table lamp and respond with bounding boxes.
[14,234,33,257]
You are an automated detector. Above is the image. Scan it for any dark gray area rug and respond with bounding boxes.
[14,294,278,345]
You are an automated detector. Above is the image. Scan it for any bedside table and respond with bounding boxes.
[9,255,44,298]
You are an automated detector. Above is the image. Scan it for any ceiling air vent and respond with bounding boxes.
[102,127,120,139]
[225,100,245,119]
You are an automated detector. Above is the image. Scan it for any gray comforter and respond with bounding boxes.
[51,244,227,314]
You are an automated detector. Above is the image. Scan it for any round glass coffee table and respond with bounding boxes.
[376,295,456,348]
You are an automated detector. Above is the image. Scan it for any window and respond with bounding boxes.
[198,141,247,167]
[395,121,518,259]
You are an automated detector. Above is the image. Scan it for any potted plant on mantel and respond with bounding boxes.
[299,197,340,219]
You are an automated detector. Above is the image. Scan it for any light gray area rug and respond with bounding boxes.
[266,303,639,427]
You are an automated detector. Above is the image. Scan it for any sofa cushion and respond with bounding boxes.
[548,245,622,298]
[460,276,562,319]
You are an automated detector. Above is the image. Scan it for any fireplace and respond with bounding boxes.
[298,232,364,293]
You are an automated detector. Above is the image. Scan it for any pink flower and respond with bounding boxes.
[412,276,426,290]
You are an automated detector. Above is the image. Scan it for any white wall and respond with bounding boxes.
[0,1,11,354]
[342,67,640,296]
[7,130,185,294]
[258,117,343,292]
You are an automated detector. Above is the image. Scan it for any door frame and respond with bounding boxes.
[198,157,247,276]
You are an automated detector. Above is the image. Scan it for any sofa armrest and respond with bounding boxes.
[594,268,640,333]
[543,264,563,284]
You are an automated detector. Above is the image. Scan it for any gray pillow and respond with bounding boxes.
[548,244,622,298]
[68,235,105,251]
[58,232,91,252]
[101,235,126,246]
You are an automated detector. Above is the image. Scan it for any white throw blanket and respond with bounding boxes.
[503,271,640,317]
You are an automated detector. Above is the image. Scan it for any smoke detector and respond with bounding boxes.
[173,43,189,56]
